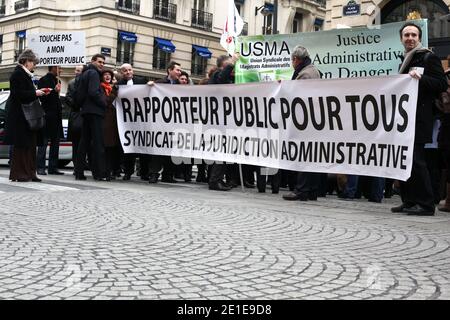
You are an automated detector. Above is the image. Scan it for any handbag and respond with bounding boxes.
[21,99,45,131]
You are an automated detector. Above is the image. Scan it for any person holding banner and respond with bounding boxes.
[148,61,182,184]
[391,22,448,216]
[101,69,121,181]
[207,55,239,192]
[117,63,150,181]
[282,45,323,202]
[437,56,450,212]
[36,66,65,176]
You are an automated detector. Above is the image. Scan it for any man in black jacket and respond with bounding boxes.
[148,61,182,184]
[65,65,85,174]
[74,54,107,180]
[391,22,448,216]
[117,63,150,181]
[207,55,239,191]
[37,66,64,175]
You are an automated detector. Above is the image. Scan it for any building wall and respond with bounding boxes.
[0,0,327,90]
[325,0,450,28]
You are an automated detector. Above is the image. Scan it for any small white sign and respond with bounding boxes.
[27,32,86,66]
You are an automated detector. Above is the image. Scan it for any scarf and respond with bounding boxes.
[398,42,432,74]
[101,82,112,96]
[291,57,312,80]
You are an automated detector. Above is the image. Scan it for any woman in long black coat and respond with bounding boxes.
[4,49,49,182]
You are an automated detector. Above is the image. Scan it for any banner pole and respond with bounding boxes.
[239,164,245,192]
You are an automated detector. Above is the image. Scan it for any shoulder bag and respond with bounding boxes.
[21,99,46,131]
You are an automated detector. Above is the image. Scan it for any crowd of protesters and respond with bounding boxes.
[4,22,450,216]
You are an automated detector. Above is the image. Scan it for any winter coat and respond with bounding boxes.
[4,65,44,147]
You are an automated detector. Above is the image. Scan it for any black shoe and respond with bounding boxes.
[209,181,232,191]
[226,181,239,188]
[196,175,208,183]
[48,170,64,175]
[148,175,158,184]
[161,177,177,183]
[272,189,279,194]
[244,181,255,188]
[140,175,149,181]
[75,175,87,181]
[391,203,412,213]
[308,192,318,201]
[32,177,42,182]
[282,193,307,201]
[37,170,47,175]
[403,205,435,216]
[184,178,192,183]
[123,174,131,181]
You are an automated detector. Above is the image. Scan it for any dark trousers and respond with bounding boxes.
[105,146,122,178]
[400,144,435,211]
[149,155,174,179]
[209,163,227,185]
[75,114,106,178]
[424,148,442,204]
[124,154,149,177]
[37,131,60,171]
[293,171,321,196]
[256,167,280,193]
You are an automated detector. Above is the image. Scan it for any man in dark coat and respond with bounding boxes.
[207,55,238,191]
[64,65,85,172]
[36,66,64,175]
[74,54,107,180]
[391,22,448,216]
[116,63,150,181]
[148,61,182,184]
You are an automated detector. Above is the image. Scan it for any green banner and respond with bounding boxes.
[235,19,428,83]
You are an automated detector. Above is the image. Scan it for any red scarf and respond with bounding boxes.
[101,82,112,96]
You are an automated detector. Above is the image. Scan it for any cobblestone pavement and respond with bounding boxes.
[0,168,450,300]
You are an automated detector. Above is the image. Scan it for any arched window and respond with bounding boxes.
[381,0,449,39]
[381,0,449,58]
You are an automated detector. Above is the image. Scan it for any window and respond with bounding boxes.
[381,0,449,39]
[193,0,207,11]
[0,35,3,64]
[191,45,212,76]
[153,0,177,23]
[14,0,28,12]
[314,18,324,32]
[0,0,5,15]
[15,30,26,62]
[116,0,140,15]
[263,13,273,35]
[153,38,175,70]
[292,13,303,33]
[117,31,136,65]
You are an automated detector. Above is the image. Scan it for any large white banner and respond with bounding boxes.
[27,32,86,66]
[115,75,418,181]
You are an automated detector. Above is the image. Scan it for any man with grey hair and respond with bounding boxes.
[283,45,323,201]
[117,63,149,181]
